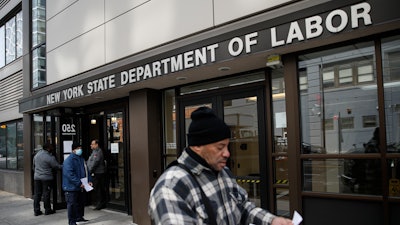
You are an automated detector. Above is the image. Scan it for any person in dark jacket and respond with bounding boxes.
[62,142,92,225]
[87,139,107,210]
[33,143,62,216]
[148,107,293,225]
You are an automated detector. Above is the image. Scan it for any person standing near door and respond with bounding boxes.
[33,143,62,216]
[87,139,107,210]
[148,107,293,225]
[63,142,92,225]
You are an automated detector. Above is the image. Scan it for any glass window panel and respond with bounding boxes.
[0,26,5,68]
[299,41,378,154]
[299,72,308,91]
[32,0,46,47]
[363,115,377,128]
[33,114,44,153]
[32,45,46,88]
[163,89,177,167]
[16,121,23,170]
[382,35,400,154]
[358,64,374,83]
[303,159,382,195]
[322,70,335,88]
[0,123,6,169]
[339,66,353,85]
[5,17,15,64]
[6,122,17,169]
[16,11,22,58]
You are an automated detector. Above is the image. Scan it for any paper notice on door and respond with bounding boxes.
[292,210,303,225]
[111,142,119,153]
[80,177,93,192]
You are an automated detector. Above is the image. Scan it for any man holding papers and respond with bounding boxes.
[62,142,93,225]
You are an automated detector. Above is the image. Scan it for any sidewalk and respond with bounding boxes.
[0,190,136,225]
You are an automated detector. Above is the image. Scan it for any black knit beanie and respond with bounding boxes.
[187,107,231,146]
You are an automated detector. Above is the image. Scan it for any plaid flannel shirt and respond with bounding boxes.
[148,148,276,225]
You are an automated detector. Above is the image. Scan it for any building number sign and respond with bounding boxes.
[62,123,76,135]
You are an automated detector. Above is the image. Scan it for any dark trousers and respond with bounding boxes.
[33,180,52,213]
[65,191,86,225]
[93,173,106,208]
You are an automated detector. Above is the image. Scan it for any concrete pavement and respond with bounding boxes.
[0,190,136,225]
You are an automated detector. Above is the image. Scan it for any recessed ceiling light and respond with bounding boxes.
[176,76,187,81]
[218,67,231,71]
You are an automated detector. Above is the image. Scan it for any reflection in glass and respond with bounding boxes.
[303,159,382,195]
[382,36,400,154]
[16,121,23,170]
[163,89,177,166]
[107,112,125,206]
[299,42,378,154]
[271,69,290,216]
[6,123,17,169]
[224,96,260,207]
[388,159,400,197]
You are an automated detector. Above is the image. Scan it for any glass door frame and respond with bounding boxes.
[83,99,131,214]
[176,83,270,208]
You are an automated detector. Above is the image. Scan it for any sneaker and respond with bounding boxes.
[34,211,43,216]
[76,218,89,224]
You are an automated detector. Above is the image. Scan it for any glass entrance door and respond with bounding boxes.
[179,87,265,207]
[224,95,261,206]
[106,111,126,209]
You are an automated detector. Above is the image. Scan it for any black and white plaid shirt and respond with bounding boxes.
[148,148,276,225]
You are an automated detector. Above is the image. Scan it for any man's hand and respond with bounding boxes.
[271,217,294,225]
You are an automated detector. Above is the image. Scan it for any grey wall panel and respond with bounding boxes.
[0,72,22,121]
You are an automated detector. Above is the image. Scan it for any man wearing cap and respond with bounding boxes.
[148,107,293,225]
[62,142,92,225]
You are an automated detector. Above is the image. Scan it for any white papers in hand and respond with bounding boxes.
[80,177,93,192]
[292,210,303,225]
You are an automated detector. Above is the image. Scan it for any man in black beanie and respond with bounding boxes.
[149,106,293,225]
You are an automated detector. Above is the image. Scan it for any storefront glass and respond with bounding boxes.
[271,69,290,216]
[0,120,23,170]
[382,35,400,200]
[299,41,383,195]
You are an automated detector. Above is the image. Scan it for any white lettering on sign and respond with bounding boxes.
[228,32,258,56]
[87,74,116,94]
[62,85,84,100]
[47,91,61,104]
[271,2,372,47]
[43,2,374,108]
[120,43,219,85]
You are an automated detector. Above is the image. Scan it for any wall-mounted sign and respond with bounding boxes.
[19,0,399,113]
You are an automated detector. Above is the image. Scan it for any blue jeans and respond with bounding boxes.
[65,191,85,225]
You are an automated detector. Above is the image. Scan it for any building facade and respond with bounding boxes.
[0,0,398,224]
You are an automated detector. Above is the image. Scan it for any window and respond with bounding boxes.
[0,9,22,68]
[0,120,23,170]
[362,115,377,128]
[382,35,400,156]
[340,117,354,129]
[299,41,382,195]
[31,0,46,89]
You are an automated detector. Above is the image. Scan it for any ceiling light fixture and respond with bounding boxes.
[218,66,231,71]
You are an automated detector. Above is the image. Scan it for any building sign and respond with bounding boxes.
[61,123,76,136]
[19,0,399,112]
